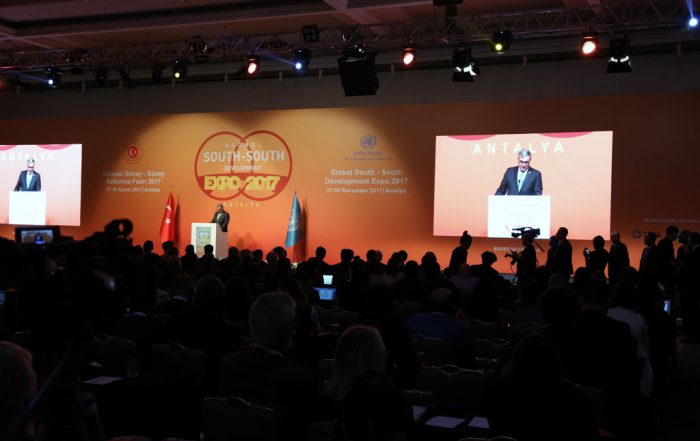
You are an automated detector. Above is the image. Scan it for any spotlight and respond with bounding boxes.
[688,13,699,29]
[246,55,260,75]
[491,30,512,54]
[172,60,187,81]
[302,25,320,43]
[46,66,61,87]
[402,47,416,66]
[607,35,632,73]
[292,48,311,72]
[581,32,599,56]
[94,69,108,86]
[452,46,479,82]
[189,35,209,55]
[151,66,164,83]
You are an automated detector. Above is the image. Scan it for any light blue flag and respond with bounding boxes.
[285,192,302,247]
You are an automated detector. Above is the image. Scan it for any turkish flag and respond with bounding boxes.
[159,192,175,243]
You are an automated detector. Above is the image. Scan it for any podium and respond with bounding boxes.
[191,223,227,258]
[9,191,47,225]
[487,195,551,238]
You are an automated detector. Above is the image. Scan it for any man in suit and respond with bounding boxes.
[657,225,679,291]
[210,203,230,232]
[570,281,641,439]
[639,231,660,280]
[608,231,630,286]
[220,292,320,441]
[14,158,42,191]
[554,227,574,277]
[495,149,543,196]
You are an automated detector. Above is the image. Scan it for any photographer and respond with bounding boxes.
[583,235,609,274]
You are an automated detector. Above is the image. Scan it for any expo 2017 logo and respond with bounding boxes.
[194,131,292,201]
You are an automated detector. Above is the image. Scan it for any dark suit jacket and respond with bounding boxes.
[495,166,543,196]
[570,308,639,397]
[555,239,574,276]
[211,210,230,232]
[14,170,42,191]
[220,347,320,441]
[608,241,630,284]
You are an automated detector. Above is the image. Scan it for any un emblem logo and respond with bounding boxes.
[360,134,376,149]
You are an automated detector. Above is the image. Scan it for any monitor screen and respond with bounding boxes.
[315,287,336,301]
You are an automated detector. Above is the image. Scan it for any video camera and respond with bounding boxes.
[511,227,540,238]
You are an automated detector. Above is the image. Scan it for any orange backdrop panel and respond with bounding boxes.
[1,92,699,273]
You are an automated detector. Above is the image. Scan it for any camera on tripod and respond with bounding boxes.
[511,227,540,238]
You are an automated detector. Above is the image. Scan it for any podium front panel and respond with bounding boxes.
[487,195,551,239]
[9,191,47,225]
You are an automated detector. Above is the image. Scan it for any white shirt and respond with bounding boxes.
[25,171,34,188]
[517,169,527,191]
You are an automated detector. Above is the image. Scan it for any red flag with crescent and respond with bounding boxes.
[160,192,175,243]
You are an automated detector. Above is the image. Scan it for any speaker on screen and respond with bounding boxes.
[338,51,379,97]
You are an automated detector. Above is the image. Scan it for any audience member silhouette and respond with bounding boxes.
[553,227,574,276]
[219,292,320,441]
[0,342,37,441]
[656,225,679,291]
[325,325,388,401]
[405,288,464,349]
[471,251,500,281]
[490,334,597,441]
[584,235,609,273]
[639,232,660,280]
[445,230,472,277]
[608,231,631,286]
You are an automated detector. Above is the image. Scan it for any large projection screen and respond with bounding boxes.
[0,144,82,226]
[434,132,612,241]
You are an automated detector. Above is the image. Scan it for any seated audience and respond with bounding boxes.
[220,292,320,441]
[405,288,464,349]
[489,334,597,441]
[0,342,37,441]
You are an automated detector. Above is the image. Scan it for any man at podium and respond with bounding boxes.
[211,203,230,232]
[14,158,42,192]
[495,149,542,196]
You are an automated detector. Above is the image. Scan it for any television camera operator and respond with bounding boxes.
[506,228,539,284]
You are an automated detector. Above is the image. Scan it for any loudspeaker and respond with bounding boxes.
[338,54,379,96]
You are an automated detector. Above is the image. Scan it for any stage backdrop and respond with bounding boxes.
[1,91,699,272]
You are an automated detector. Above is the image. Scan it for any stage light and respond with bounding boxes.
[189,35,209,55]
[46,66,61,87]
[246,55,260,75]
[338,45,379,96]
[452,46,479,82]
[607,35,632,73]
[292,48,311,71]
[151,66,163,83]
[172,60,187,80]
[302,25,320,43]
[688,14,699,29]
[491,30,512,54]
[402,47,416,66]
[94,69,108,86]
[581,32,599,56]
